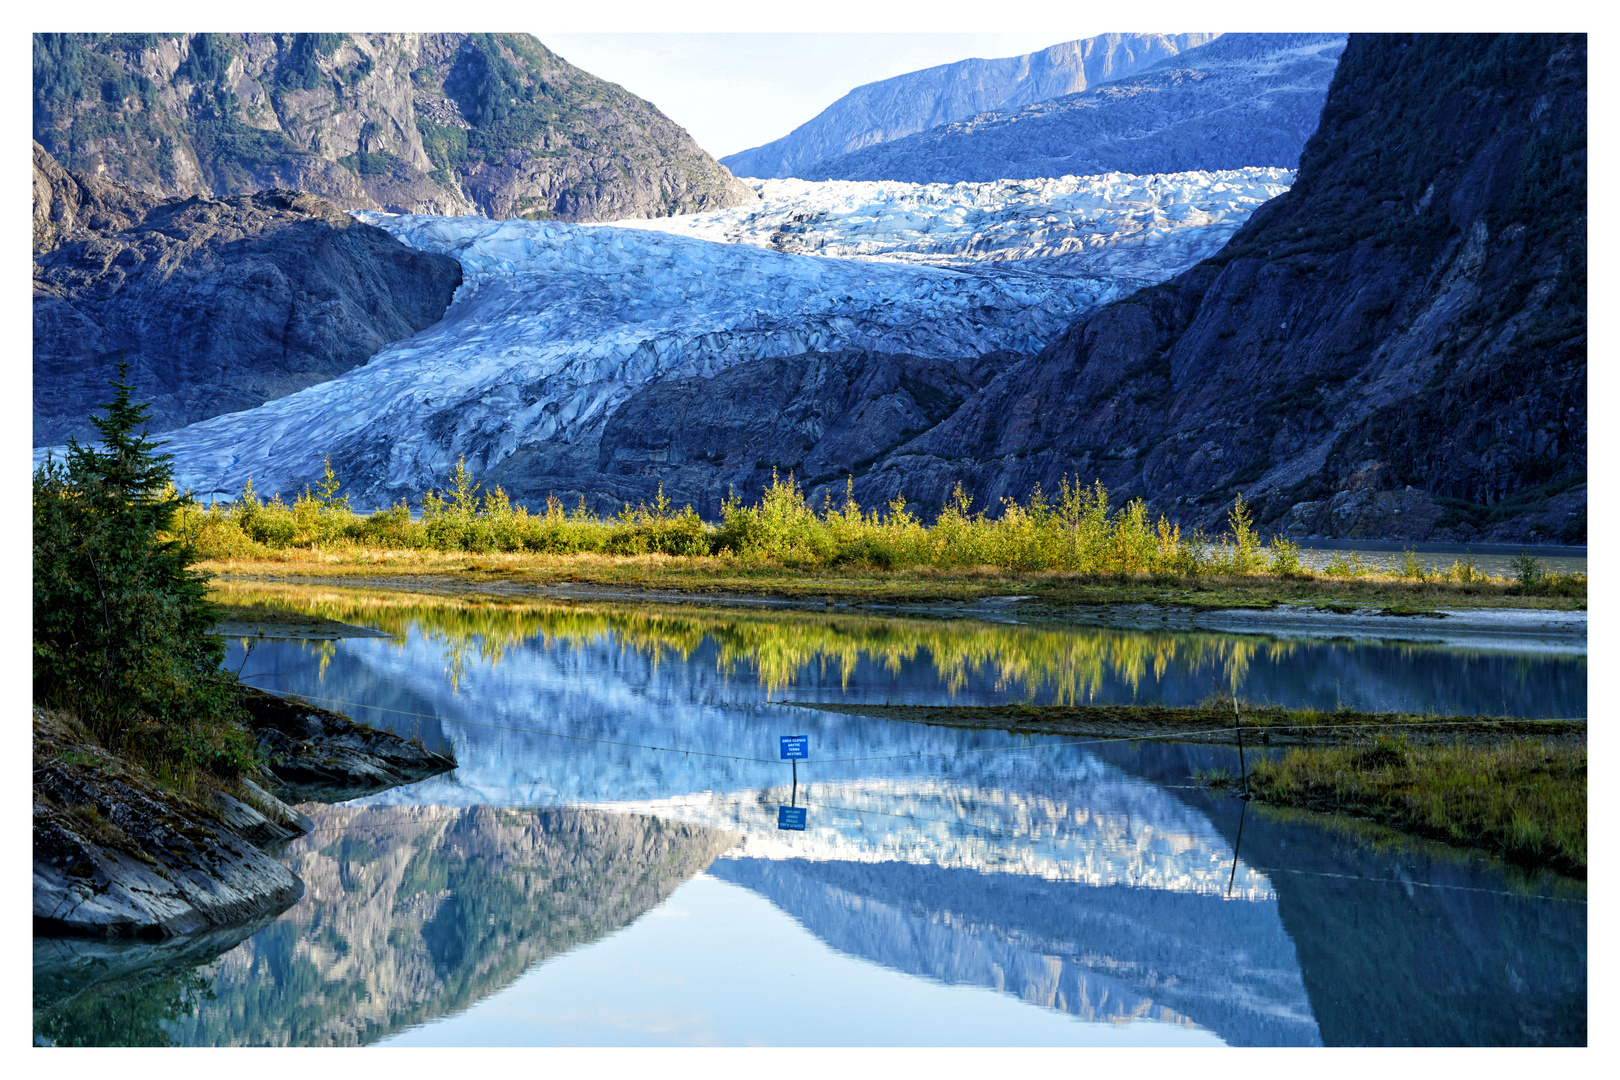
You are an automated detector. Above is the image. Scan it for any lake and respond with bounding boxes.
[33,585,1586,1047]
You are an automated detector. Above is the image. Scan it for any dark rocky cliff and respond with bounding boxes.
[33,33,755,223]
[848,33,1585,543]
[33,141,462,445]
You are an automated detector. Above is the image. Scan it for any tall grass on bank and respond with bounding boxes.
[172,464,1301,576]
[169,460,1582,591]
[1247,735,1586,877]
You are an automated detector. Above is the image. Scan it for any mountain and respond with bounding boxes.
[33,142,462,445]
[804,33,1345,184]
[720,33,1219,180]
[32,32,756,223]
[48,164,1286,507]
[841,32,1586,543]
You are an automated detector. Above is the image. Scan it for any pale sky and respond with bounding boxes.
[541,33,1111,160]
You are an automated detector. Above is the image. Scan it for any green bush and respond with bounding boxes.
[34,368,257,781]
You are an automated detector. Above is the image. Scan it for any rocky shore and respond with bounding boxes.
[33,689,456,939]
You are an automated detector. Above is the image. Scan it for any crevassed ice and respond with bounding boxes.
[37,169,1291,506]
[606,168,1294,279]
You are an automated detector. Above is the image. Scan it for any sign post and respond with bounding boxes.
[778,735,809,829]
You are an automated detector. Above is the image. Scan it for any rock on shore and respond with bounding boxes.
[34,691,457,939]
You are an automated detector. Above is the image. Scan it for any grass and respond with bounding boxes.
[1244,736,1586,878]
[174,464,1585,613]
[777,701,1586,746]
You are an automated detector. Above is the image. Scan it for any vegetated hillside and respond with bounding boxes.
[33,141,462,445]
[721,32,1218,181]
[848,33,1586,544]
[804,33,1344,184]
[32,32,755,222]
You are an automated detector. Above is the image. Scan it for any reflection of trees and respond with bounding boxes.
[33,913,282,1047]
[213,582,1308,701]
[35,967,213,1046]
[156,805,735,1046]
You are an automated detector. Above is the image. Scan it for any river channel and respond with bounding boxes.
[33,585,1587,1047]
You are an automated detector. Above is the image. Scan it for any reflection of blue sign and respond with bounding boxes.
[780,735,809,760]
[778,806,807,830]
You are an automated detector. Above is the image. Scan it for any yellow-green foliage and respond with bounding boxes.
[169,463,1303,580]
[1249,735,1586,876]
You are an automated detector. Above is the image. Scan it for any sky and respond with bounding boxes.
[540,33,1111,161]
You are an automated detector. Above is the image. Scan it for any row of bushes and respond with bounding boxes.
[168,459,1584,590]
[173,459,1313,576]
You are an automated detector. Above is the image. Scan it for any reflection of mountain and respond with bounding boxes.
[163,806,735,1046]
[214,583,1586,718]
[709,857,1320,1047]
[1082,739,1588,1047]
[1205,798,1587,1046]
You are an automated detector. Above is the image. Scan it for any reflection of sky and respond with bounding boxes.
[375,872,1225,1047]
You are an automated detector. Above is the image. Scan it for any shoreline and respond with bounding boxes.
[206,573,1587,650]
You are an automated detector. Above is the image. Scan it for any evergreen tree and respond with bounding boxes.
[33,363,256,778]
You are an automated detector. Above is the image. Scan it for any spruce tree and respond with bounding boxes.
[33,364,255,778]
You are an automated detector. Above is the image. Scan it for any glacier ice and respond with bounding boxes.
[611,169,1294,280]
[36,170,1292,507]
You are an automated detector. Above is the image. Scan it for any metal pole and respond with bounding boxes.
[1234,694,1250,799]
[792,758,797,807]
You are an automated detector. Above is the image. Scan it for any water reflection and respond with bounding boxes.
[38,806,735,1047]
[36,587,1585,1045]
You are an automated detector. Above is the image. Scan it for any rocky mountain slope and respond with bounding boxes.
[33,32,755,223]
[721,33,1218,181]
[806,33,1344,184]
[33,142,462,445]
[843,33,1586,543]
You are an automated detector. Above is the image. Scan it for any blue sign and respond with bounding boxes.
[779,735,809,760]
[777,805,807,830]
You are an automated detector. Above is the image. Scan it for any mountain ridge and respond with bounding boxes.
[721,33,1219,180]
[33,32,756,223]
[803,33,1344,184]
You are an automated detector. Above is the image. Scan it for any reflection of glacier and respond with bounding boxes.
[231,622,1322,1041]
[288,630,1270,896]
[708,858,1321,1047]
[584,780,1273,899]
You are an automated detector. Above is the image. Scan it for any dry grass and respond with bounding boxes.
[195,546,1585,612]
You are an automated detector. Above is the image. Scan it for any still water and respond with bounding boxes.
[34,585,1586,1047]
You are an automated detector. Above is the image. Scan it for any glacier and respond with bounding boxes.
[37,170,1292,506]
[612,169,1294,279]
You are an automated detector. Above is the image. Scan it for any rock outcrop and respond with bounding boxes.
[722,33,1219,180]
[32,32,755,223]
[844,33,1585,544]
[33,710,305,939]
[239,687,458,803]
[802,34,1344,184]
[33,691,458,939]
[33,141,462,446]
